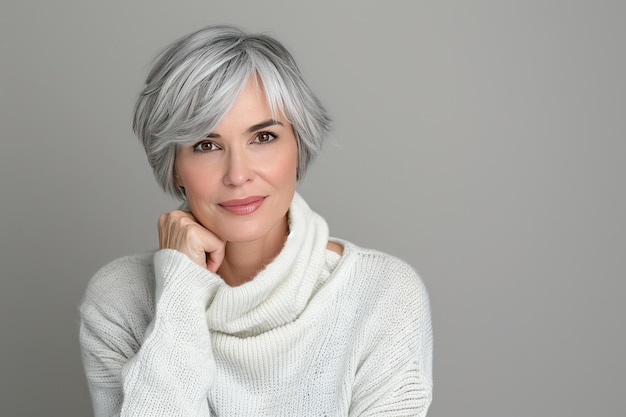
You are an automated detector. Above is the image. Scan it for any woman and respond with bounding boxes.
[80,24,433,416]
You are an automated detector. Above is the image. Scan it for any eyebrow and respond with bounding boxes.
[206,119,284,138]
[247,119,283,132]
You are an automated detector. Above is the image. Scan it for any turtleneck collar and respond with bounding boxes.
[205,192,329,338]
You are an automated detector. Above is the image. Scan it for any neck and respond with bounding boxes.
[217,215,289,286]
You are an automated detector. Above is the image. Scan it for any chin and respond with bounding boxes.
[217,215,287,244]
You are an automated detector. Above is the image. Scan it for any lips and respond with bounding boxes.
[218,196,265,215]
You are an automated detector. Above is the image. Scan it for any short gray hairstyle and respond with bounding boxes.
[133,25,331,200]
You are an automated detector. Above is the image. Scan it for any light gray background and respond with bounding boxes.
[1,1,624,416]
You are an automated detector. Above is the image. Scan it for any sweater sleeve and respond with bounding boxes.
[349,261,433,417]
[79,249,221,417]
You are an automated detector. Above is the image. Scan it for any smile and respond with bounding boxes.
[218,196,266,215]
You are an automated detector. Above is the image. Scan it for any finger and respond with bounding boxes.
[205,240,225,273]
[185,225,224,272]
[158,211,193,249]
[157,213,169,249]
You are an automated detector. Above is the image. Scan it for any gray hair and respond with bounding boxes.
[132,25,331,200]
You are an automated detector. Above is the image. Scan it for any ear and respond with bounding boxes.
[175,173,185,195]
[174,168,183,187]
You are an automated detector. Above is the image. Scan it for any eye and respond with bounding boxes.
[193,140,220,153]
[253,131,277,144]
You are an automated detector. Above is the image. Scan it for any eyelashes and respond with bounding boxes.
[192,131,278,153]
[252,131,277,144]
[193,140,220,152]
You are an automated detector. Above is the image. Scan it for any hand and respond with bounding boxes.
[158,210,225,272]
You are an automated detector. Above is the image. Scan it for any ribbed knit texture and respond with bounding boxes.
[79,193,433,416]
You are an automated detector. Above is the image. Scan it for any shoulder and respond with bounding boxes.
[331,239,432,339]
[338,239,428,302]
[80,251,157,330]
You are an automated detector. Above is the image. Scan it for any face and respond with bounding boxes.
[174,76,298,244]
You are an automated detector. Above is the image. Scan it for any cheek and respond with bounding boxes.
[187,173,218,197]
[268,145,298,184]
[176,161,218,198]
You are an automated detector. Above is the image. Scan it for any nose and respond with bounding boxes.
[223,148,255,186]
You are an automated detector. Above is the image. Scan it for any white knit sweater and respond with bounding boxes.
[79,194,433,416]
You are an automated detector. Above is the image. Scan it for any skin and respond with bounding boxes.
[158,75,341,287]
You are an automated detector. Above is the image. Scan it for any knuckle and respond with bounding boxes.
[184,224,202,238]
